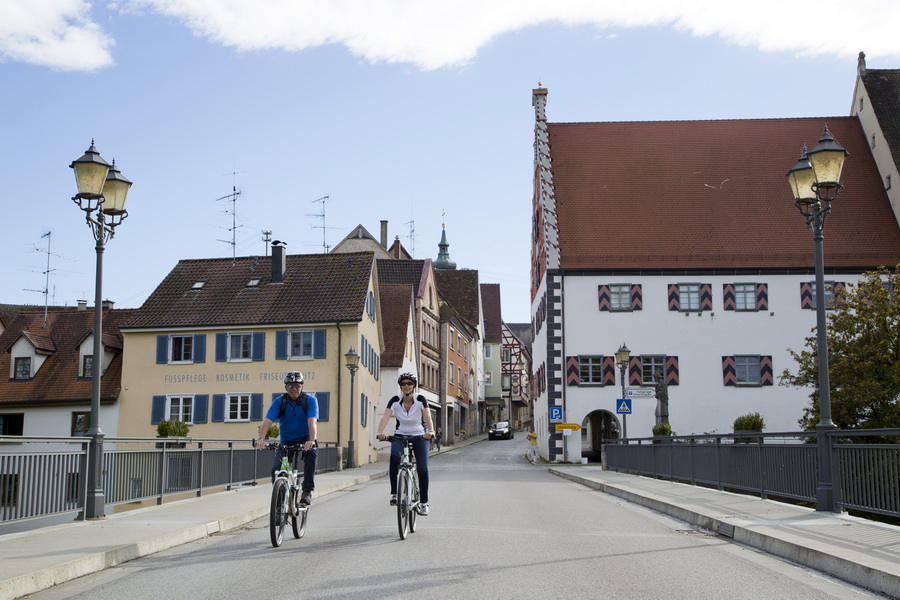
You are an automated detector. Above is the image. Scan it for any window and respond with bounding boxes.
[502,348,511,363]
[871,134,877,149]
[887,174,892,190]
[168,396,194,423]
[191,281,206,289]
[501,374,511,390]
[14,357,31,379]
[229,333,252,361]
[812,282,836,309]
[290,330,314,359]
[458,366,462,388]
[227,394,250,421]
[610,284,631,311]
[578,356,604,384]
[485,371,493,386]
[484,345,492,359]
[735,355,761,385]
[0,413,24,435]
[82,355,93,379]
[679,284,700,311]
[449,362,455,385]
[464,341,469,361]
[247,278,260,287]
[641,355,665,384]
[449,329,455,351]
[170,335,193,363]
[71,412,90,436]
[734,283,757,311]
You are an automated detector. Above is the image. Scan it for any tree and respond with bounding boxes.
[780,266,900,431]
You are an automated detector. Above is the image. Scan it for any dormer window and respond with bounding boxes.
[82,355,94,379]
[192,281,206,290]
[14,357,31,380]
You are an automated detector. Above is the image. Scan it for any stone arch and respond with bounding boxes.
[581,410,620,466]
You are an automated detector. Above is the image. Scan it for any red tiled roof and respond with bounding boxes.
[547,117,900,270]
[379,284,414,367]
[863,69,900,172]
[480,283,502,343]
[377,259,430,298]
[434,269,480,327]
[126,253,375,328]
[0,308,136,406]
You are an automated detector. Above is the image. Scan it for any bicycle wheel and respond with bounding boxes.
[397,469,410,540]
[291,488,307,539]
[269,479,288,547]
[408,471,419,533]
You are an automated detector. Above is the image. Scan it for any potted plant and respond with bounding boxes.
[156,419,190,448]
[732,412,765,444]
[652,422,671,443]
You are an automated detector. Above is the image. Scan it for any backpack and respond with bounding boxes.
[278,392,308,419]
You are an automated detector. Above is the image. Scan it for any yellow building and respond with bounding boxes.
[119,244,383,466]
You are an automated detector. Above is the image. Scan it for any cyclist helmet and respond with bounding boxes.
[284,371,304,384]
[397,372,417,386]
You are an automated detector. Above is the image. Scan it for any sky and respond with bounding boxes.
[2,1,900,324]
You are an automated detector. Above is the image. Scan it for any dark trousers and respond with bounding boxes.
[389,437,430,503]
[271,439,316,492]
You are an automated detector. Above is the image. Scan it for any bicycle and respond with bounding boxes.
[261,442,309,548]
[387,434,423,540]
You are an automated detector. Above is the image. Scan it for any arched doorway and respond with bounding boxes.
[581,410,620,466]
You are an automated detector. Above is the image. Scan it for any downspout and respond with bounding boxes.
[336,322,342,452]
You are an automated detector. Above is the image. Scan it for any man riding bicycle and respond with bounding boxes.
[256,372,318,506]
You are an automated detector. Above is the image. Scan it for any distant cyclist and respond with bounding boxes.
[256,372,318,506]
[376,372,435,515]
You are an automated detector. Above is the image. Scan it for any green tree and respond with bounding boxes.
[780,266,900,431]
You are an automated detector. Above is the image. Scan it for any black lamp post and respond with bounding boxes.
[786,125,848,513]
[614,343,631,439]
[344,347,360,469]
[70,141,133,519]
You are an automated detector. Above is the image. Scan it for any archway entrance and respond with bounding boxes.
[580,410,620,465]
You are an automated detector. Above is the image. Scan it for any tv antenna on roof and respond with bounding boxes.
[305,195,341,253]
[404,219,416,257]
[23,231,68,327]
[216,185,243,265]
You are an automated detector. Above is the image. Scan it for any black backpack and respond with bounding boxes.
[278,392,308,419]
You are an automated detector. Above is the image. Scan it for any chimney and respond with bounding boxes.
[858,51,867,77]
[380,220,388,249]
[271,240,286,283]
[77,300,87,311]
[102,300,115,310]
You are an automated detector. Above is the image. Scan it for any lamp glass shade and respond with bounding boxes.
[102,163,132,213]
[344,347,360,368]
[70,144,111,197]
[807,127,848,185]
[786,153,817,202]
[614,345,631,365]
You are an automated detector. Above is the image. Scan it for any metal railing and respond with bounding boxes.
[0,436,340,524]
[606,429,900,520]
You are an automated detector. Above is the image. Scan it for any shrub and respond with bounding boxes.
[732,412,765,431]
[267,423,280,439]
[652,422,672,435]
[156,419,190,437]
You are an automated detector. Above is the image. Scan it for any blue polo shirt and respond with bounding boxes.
[266,393,319,442]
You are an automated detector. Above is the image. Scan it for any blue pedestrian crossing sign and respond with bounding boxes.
[616,399,632,414]
[549,406,563,422]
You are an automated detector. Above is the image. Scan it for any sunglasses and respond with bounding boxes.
[400,381,415,386]
[286,383,302,388]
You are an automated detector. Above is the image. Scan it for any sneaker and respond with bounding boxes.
[299,490,312,506]
[417,503,429,516]
[389,494,397,506]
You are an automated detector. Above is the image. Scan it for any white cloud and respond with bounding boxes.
[4,0,900,72]
[0,0,115,71]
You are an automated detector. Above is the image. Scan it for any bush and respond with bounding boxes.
[267,423,280,439]
[732,412,765,431]
[652,422,672,435]
[156,419,190,437]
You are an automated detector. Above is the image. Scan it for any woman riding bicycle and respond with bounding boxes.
[376,372,434,515]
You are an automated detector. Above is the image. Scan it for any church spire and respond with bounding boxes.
[433,214,457,270]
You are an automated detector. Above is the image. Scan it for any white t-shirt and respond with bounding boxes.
[387,395,428,436]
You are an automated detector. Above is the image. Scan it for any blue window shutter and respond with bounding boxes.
[317,392,330,421]
[193,394,209,423]
[193,334,206,363]
[212,394,226,422]
[215,333,227,362]
[250,393,264,421]
[313,329,326,359]
[151,395,166,424]
[275,330,288,360]
[252,332,265,361]
[156,336,168,364]
[361,394,367,427]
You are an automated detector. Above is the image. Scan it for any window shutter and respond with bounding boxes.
[212,394,226,422]
[756,284,769,311]
[598,285,611,311]
[566,356,580,385]
[275,331,288,360]
[722,356,736,386]
[602,357,616,386]
[630,284,643,310]
[193,334,206,363]
[723,284,736,311]
[360,394,367,426]
[700,284,713,310]
[668,284,680,311]
[151,395,166,424]
[361,336,368,367]
[665,356,679,385]
[156,336,168,364]
[316,392,330,421]
[760,356,774,386]
[193,394,209,423]
[215,333,227,362]
[628,357,642,386]
[250,393,264,421]
[800,282,814,309]
[252,332,265,361]
[313,329,326,358]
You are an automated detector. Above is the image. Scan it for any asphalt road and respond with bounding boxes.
[30,437,888,600]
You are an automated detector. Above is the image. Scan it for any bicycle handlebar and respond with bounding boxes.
[385,435,425,443]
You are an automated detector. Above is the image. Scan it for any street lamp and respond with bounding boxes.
[344,347,360,469]
[786,125,848,513]
[614,343,631,439]
[70,141,133,519]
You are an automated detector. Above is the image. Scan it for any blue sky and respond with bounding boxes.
[2,1,899,323]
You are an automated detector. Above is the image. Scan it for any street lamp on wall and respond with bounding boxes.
[614,343,631,439]
[344,347,360,469]
[70,141,133,520]
[786,125,848,513]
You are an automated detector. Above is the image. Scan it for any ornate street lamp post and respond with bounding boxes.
[786,126,848,513]
[70,141,133,519]
[614,343,631,439]
[344,347,360,469]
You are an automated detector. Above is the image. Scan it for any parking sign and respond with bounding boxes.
[549,406,563,422]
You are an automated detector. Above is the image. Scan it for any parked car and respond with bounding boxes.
[489,421,513,440]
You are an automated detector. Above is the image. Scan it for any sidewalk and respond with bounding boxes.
[0,435,480,600]
[551,466,900,599]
